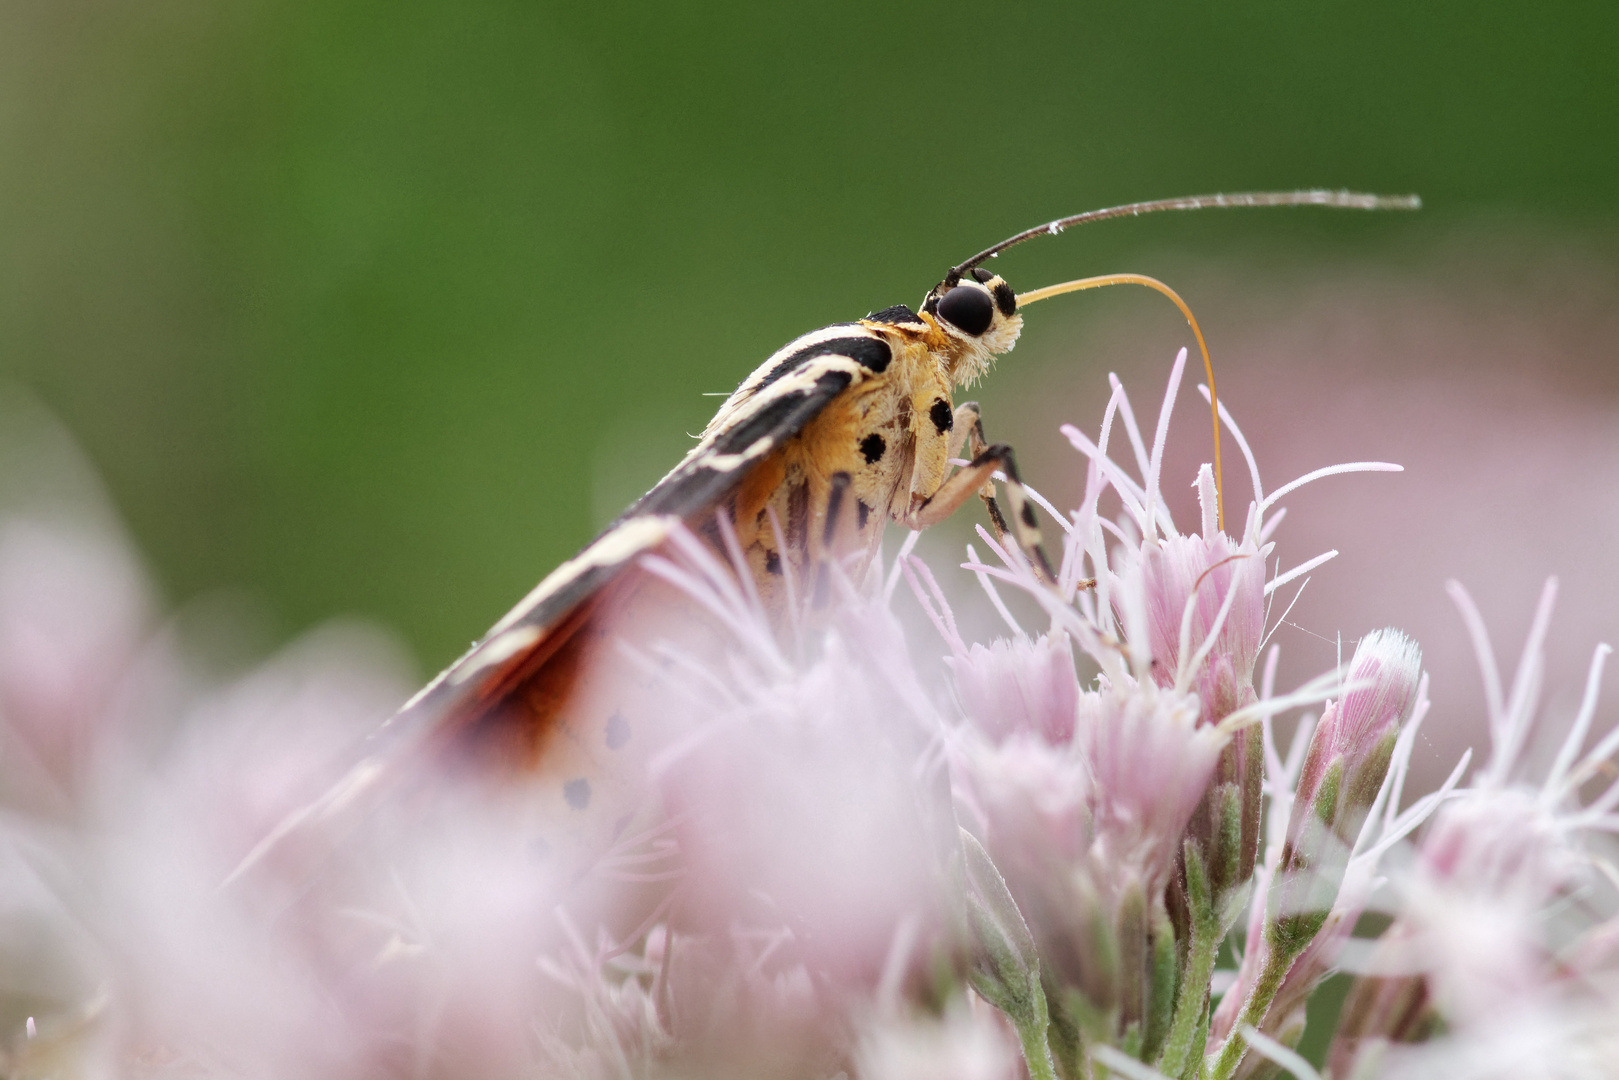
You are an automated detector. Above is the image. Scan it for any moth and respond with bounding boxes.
[255,190,1417,874]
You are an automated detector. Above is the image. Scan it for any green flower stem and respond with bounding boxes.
[1012,988,1059,1080]
[1209,941,1297,1080]
[1156,848,1221,1080]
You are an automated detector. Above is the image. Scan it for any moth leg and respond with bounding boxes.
[951,408,1094,591]
[905,439,1056,584]
[813,471,852,607]
[951,401,1010,534]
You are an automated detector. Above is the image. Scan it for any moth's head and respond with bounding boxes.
[920,266,1023,385]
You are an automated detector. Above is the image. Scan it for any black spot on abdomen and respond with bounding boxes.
[930,398,954,434]
[764,549,783,575]
[857,499,872,529]
[860,432,886,464]
[563,778,592,810]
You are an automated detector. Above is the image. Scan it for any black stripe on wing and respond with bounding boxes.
[344,516,672,767]
[400,344,874,726]
[627,366,857,519]
[865,304,925,328]
[752,334,891,392]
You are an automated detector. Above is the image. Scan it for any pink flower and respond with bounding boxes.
[957,731,1089,867]
[1081,675,1224,894]
[1134,531,1266,722]
[948,632,1081,745]
[647,537,957,997]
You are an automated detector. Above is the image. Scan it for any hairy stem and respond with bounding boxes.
[1209,942,1296,1080]
[1013,985,1058,1080]
[1157,848,1221,1080]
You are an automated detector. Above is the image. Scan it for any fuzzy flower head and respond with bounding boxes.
[1415,786,1578,911]
[948,631,1081,745]
[945,628,1092,885]
[1409,582,1615,1015]
[1081,673,1225,892]
[1130,529,1266,721]
[956,728,1090,867]
[1040,351,1402,933]
[936,352,1411,1068]
[645,534,958,996]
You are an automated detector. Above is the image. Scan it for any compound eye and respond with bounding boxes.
[936,285,995,336]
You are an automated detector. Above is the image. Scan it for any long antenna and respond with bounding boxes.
[970,189,1421,535]
[948,189,1421,283]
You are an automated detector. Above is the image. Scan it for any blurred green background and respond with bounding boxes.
[1,0,1615,669]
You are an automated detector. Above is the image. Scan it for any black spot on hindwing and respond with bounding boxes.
[930,398,954,434]
[860,432,886,464]
[856,499,871,529]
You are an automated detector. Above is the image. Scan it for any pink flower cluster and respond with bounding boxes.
[0,354,1615,1080]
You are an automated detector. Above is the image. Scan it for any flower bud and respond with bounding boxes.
[1270,629,1422,952]
[960,829,1047,1038]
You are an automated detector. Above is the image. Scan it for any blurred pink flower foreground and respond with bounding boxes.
[1,352,1616,1080]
